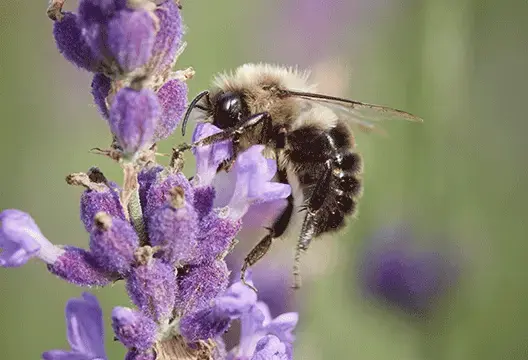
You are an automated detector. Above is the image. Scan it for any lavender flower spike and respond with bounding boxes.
[42,293,107,360]
[0,209,64,267]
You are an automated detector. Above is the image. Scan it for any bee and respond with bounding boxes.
[179,63,422,289]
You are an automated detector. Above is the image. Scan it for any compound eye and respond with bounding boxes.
[213,91,244,129]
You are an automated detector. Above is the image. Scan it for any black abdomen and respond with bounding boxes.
[286,122,363,236]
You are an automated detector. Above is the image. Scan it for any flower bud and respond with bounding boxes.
[154,79,187,141]
[148,187,198,265]
[179,307,231,344]
[112,307,157,350]
[143,170,194,220]
[126,258,177,322]
[109,87,160,156]
[80,182,125,232]
[149,0,184,76]
[53,12,101,72]
[107,9,156,72]
[193,212,241,264]
[175,260,229,315]
[89,212,138,275]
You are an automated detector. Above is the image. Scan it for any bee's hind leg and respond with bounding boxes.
[293,160,333,289]
[240,232,274,292]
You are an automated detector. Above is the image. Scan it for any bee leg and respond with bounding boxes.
[241,169,294,292]
[173,112,273,160]
[293,160,333,289]
[240,232,274,292]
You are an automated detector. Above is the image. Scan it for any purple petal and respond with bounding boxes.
[138,165,164,212]
[107,9,156,72]
[53,12,101,72]
[65,293,106,358]
[192,123,232,186]
[251,335,289,360]
[227,146,291,220]
[0,209,63,267]
[154,79,188,141]
[264,311,298,344]
[148,200,198,265]
[241,199,288,229]
[237,305,266,358]
[215,271,258,318]
[109,87,160,155]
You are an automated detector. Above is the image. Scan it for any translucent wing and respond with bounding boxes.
[285,90,423,134]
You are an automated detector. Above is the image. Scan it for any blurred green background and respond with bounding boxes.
[1,0,527,359]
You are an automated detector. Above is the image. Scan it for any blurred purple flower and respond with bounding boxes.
[42,293,107,360]
[358,226,459,317]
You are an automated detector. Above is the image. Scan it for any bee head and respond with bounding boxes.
[212,91,247,129]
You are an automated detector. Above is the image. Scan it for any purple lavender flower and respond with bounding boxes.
[48,246,115,287]
[148,0,184,76]
[42,293,107,360]
[80,181,125,233]
[53,12,102,72]
[154,78,188,142]
[106,8,156,73]
[192,123,291,223]
[0,210,64,267]
[126,258,177,323]
[109,87,160,156]
[112,307,158,350]
[148,187,198,265]
[175,260,230,315]
[228,301,297,359]
[142,169,194,221]
[358,226,459,317]
[180,273,298,359]
[89,212,139,275]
